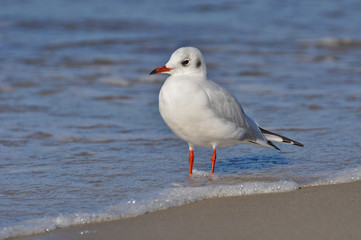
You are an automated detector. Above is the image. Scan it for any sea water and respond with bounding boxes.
[1,0,361,238]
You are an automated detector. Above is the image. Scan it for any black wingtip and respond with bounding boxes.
[260,127,304,148]
[268,141,281,151]
[293,141,304,147]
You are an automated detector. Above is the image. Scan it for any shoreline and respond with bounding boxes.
[19,181,361,240]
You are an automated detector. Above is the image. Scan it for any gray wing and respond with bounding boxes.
[203,81,270,147]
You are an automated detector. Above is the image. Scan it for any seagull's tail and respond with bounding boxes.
[259,127,304,149]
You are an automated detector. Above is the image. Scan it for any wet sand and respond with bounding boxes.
[24,181,361,240]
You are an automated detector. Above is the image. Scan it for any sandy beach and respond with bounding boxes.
[21,180,361,240]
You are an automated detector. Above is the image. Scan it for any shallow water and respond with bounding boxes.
[1,0,361,238]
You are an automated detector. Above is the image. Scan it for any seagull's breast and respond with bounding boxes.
[159,76,241,148]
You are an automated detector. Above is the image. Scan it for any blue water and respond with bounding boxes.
[1,0,361,238]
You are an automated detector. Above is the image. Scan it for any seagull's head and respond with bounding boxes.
[150,47,207,78]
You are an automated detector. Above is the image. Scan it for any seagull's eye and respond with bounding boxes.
[181,59,190,66]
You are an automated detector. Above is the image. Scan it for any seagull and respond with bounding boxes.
[150,47,303,175]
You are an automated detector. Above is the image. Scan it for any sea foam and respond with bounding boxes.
[306,167,361,187]
[0,174,299,239]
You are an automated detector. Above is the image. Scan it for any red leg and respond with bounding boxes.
[188,149,194,175]
[211,148,216,174]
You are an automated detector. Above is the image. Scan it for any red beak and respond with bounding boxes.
[150,65,172,75]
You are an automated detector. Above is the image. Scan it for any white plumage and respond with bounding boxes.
[150,47,303,175]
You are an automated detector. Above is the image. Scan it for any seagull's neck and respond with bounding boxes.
[171,72,207,81]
